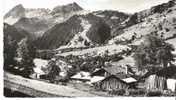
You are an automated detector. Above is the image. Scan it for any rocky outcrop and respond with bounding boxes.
[51,2,83,15]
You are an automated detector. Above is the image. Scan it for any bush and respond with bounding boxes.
[163,90,175,96]
[127,89,146,96]
[165,28,170,32]
[146,90,163,97]
[108,89,126,96]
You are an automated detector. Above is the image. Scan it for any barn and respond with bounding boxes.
[144,66,176,91]
[93,74,137,91]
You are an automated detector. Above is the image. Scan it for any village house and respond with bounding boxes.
[92,74,137,91]
[70,71,91,83]
[143,66,176,92]
[90,65,137,91]
[30,58,49,79]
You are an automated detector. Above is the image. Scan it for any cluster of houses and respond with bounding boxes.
[69,65,176,93]
[32,58,176,94]
[69,65,137,91]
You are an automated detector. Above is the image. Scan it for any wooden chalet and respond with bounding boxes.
[92,74,137,91]
[143,66,176,91]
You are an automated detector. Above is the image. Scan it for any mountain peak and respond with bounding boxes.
[15,4,23,8]
[51,2,83,15]
[4,4,25,19]
[71,2,80,7]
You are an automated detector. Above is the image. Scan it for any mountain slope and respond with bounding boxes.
[3,23,29,42]
[56,0,176,71]
[36,15,83,49]
[36,14,111,49]
[14,17,51,37]
[109,0,176,45]
[93,10,130,36]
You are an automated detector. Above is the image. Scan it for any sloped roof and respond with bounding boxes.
[101,74,137,84]
[71,71,91,81]
[91,66,126,76]
[90,76,105,83]
[122,77,137,83]
[115,73,131,79]
[104,66,126,75]
[91,68,106,76]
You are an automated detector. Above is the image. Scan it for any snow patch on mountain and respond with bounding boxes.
[80,18,92,42]
[111,16,119,20]
[66,18,92,48]
[4,16,20,25]
[25,8,51,18]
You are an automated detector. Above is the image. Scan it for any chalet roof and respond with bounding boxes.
[91,66,126,76]
[90,76,105,83]
[115,73,131,79]
[101,74,137,84]
[91,68,106,76]
[71,71,91,81]
[104,66,126,75]
[122,77,137,83]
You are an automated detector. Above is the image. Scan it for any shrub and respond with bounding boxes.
[78,36,84,42]
[127,89,146,96]
[146,90,163,97]
[163,90,175,96]
[167,9,172,13]
[108,89,126,96]
[165,28,170,32]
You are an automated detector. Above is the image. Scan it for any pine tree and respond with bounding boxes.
[4,35,17,70]
[17,38,36,77]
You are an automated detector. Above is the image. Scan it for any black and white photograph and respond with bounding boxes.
[2,0,176,98]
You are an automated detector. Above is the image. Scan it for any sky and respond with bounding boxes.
[3,0,170,15]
